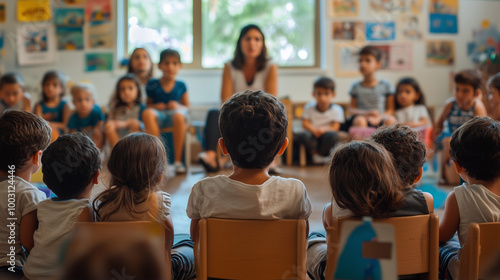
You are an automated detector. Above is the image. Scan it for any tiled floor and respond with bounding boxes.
[105,163,452,235]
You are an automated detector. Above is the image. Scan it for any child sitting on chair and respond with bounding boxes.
[187,90,312,241]
[23,133,101,280]
[439,117,500,280]
[294,77,345,164]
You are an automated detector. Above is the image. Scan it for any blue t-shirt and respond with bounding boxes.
[146,79,187,104]
[38,100,67,123]
[67,104,105,131]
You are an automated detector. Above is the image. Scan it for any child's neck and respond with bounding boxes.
[362,73,378,87]
[0,166,34,183]
[160,76,175,84]
[45,96,60,106]
[229,165,271,185]
[77,109,92,118]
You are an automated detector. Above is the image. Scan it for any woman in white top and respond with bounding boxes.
[198,24,278,172]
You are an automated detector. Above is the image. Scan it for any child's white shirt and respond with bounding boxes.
[0,176,46,267]
[302,101,345,130]
[23,198,90,280]
[395,104,430,127]
[186,175,312,220]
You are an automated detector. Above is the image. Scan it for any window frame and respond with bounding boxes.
[123,0,322,69]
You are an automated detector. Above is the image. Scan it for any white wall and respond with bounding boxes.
[1,0,499,114]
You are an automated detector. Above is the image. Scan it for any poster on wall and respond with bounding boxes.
[426,40,455,65]
[335,43,363,77]
[17,0,51,22]
[332,21,364,41]
[373,43,413,70]
[16,23,56,65]
[86,0,111,23]
[0,3,5,23]
[397,14,424,41]
[365,22,396,41]
[88,22,113,48]
[85,52,113,71]
[54,8,84,26]
[56,26,83,50]
[368,0,424,15]
[329,0,359,18]
[0,30,4,58]
[429,0,458,34]
[467,20,500,64]
[55,0,85,6]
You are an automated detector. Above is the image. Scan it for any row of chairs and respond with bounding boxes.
[68,215,500,280]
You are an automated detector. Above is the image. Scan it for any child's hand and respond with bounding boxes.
[313,128,325,138]
[166,101,180,110]
[366,110,379,117]
[126,119,141,131]
[155,103,168,110]
[42,112,56,121]
[367,116,382,126]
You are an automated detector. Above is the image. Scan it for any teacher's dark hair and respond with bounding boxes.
[232,24,268,71]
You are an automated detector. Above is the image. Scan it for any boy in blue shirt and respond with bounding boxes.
[142,49,190,174]
[67,83,105,149]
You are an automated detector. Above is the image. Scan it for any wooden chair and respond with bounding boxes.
[64,221,171,280]
[459,222,500,279]
[281,98,295,166]
[325,214,439,280]
[195,218,307,280]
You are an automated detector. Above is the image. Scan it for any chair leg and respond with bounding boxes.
[299,144,307,167]
[185,130,191,172]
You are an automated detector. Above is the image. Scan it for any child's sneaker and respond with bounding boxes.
[174,162,186,174]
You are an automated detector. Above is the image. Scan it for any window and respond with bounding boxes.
[126,0,319,68]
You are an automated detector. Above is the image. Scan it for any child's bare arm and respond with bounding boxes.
[264,64,278,97]
[190,219,200,243]
[34,103,42,117]
[20,210,38,253]
[384,95,395,115]
[164,215,174,250]
[23,97,31,112]
[322,203,332,230]
[439,191,460,242]
[423,192,434,213]
[326,121,341,132]
[180,92,190,108]
[474,99,488,117]
[302,119,317,135]
[433,102,454,140]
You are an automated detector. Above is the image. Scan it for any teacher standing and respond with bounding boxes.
[198,24,278,172]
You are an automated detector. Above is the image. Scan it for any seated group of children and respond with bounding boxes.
[0,49,189,174]
[1,89,499,280]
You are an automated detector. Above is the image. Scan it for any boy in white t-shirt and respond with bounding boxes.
[187,90,312,242]
[23,133,100,280]
[0,110,51,280]
[295,77,345,164]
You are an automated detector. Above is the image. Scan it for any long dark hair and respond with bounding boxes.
[127,48,153,83]
[41,70,66,102]
[109,74,142,112]
[231,24,268,71]
[395,77,427,110]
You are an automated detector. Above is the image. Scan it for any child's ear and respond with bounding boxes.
[413,166,423,184]
[375,60,382,70]
[91,169,100,185]
[276,138,289,157]
[31,150,42,167]
[474,88,481,97]
[218,138,229,156]
[453,160,466,180]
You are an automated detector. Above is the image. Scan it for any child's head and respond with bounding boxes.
[232,24,268,71]
[41,70,66,102]
[487,72,500,107]
[71,83,96,116]
[329,141,405,218]
[0,110,52,173]
[95,133,167,221]
[313,77,336,112]
[0,73,25,107]
[358,45,382,76]
[42,132,101,199]
[450,117,500,182]
[371,124,427,188]
[395,77,426,110]
[111,74,142,109]
[158,48,181,79]
[219,90,287,169]
[127,48,153,81]
[454,69,482,108]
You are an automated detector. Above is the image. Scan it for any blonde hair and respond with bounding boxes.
[94,133,168,224]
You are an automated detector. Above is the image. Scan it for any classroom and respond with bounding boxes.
[1,0,500,279]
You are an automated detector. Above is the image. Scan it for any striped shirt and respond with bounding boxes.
[349,79,394,114]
